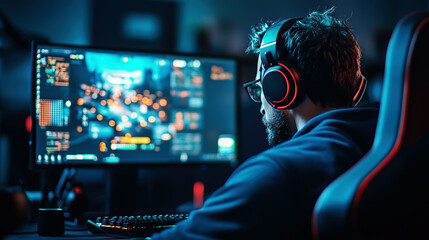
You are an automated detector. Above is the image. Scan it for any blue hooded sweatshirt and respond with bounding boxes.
[150,103,379,240]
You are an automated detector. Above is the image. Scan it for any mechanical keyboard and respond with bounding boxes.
[87,213,189,238]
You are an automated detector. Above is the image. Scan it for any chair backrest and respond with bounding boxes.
[312,11,429,240]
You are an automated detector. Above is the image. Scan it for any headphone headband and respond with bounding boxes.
[260,18,302,67]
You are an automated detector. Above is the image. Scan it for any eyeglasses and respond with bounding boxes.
[243,78,262,103]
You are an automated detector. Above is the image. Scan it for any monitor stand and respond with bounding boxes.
[105,167,138,215]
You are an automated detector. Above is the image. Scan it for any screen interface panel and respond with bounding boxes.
[32,43,237,166]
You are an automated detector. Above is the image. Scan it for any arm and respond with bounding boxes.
[150,156,290,240]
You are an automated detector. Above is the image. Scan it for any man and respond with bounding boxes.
[150,8,378,239]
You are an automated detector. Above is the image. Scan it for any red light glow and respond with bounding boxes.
[25,115,32,133]
[73,186,83,194]
[193,181,204,209]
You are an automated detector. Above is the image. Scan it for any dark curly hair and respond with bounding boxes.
[247,7,361,108]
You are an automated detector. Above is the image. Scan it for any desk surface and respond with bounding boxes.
[5,223,122,240]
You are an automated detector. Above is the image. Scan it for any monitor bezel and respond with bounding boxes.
[29,41,242,170]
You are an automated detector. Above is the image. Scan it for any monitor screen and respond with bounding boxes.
[31,43,238,168]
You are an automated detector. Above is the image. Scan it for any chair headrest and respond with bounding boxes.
[374,11,429,152]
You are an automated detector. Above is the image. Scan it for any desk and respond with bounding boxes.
[5,223,120,240]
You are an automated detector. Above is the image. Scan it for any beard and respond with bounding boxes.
[262,109,297,147]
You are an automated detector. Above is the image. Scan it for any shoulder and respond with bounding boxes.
[242,104,379,177]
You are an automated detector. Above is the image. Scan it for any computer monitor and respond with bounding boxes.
[30,42,239,168]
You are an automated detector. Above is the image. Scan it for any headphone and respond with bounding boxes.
[259,18,367,109]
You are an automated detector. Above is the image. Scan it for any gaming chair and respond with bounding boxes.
[312,11,429,240]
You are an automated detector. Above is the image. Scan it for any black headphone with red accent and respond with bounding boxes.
[260,18,367,109]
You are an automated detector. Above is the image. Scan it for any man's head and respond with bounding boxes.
[245,8,362,146]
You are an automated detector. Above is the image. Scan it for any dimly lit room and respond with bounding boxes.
[1,0,429,239]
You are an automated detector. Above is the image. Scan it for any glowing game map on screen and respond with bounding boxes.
[31,43,238,167]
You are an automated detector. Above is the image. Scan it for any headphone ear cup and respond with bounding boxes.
[262,66,289,103]
[352,76,367,107]
[262,63,302,109]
